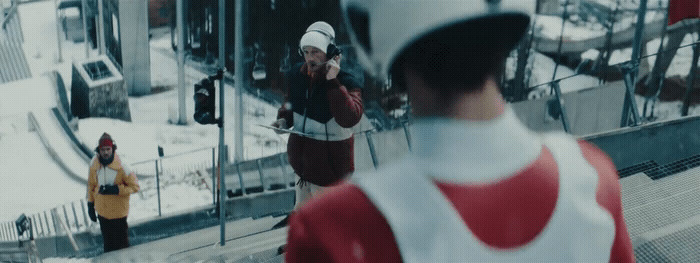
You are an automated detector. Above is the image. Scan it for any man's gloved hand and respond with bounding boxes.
[98,184,119,195]
[325,55,342,80]
[87,202,97,222]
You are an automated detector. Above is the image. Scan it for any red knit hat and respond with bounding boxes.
[98,132,114,148]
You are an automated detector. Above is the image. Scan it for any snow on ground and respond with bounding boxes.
[0,74,88,222]
[645,33,700,76]
[535,10,664,42]
[536,15,607,41]
[1,0,285,223]
[0,129,86,220]
[0,77,56,116]
[510,52,601,98]
[42,257,91,263]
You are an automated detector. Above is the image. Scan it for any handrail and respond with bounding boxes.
[130,146,217,166]
[50,209,79,252]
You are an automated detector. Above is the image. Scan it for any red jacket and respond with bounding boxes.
[286,110,634,262]
[278,63,363,186]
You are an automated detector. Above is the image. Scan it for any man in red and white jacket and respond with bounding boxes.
[286,1,634,262]
[272,21,363,224]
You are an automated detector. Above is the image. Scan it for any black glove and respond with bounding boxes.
[98,184,119,195]
[87,202,97,222]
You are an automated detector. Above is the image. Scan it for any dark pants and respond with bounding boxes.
[98,216,129,252]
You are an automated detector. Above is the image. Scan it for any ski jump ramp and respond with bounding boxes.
[0,74,91,226]
[0,74,90,184]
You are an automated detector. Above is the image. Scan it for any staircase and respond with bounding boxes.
[0,1,32,84]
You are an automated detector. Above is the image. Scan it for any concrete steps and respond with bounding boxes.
[92,215,286,262]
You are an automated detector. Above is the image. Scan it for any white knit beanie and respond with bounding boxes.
[299,21,335,54]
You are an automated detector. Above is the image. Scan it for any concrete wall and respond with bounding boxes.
[583,115,700,169]
[353,127,412,173]
[0,189,294,261]
[352,84,700,172]
[70,56,132,121]
[118,0,151,96]
[512,81,627,136]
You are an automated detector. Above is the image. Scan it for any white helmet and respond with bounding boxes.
[340,0,536,80]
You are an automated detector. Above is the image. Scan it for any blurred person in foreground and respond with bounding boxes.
[285,1,634,262]
[271,21,364,229]
[86,133,140,253]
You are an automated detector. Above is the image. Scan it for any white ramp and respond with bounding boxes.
[0,118,85,222]
[0,76,88,222]
[31,110,90,183]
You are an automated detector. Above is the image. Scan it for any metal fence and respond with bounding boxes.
[0,199,92,242]
[0,125,415,242]
[0,146,218,242]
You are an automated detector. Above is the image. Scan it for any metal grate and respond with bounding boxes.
[82,61,113,81]
[618,160,659,178]
[646,155,700,180]
[635,224,700,262]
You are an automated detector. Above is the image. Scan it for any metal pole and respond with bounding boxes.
[176,0,187,125]
[97,0,106,54]
[630,0,648,67]
[681,37,699,116]
[279,154,290,189]
[80,199,88,229]
[32,215,39,237]
[53,209,79,252]
[3,222,7,240]
[402,121,412,152]
[550,0,570,93]
[71,202,80,231]
[3,222,6,240]
[54,0,63,62]
[7,222,12,240]
[551,81,570,132]
[36,214,45,237]
[257,159,267,191]
[63,205,71,232]
[81,0,89,58]
[212,147,216,205]
[235,163,246,195]
[156,160,162,216]
[6,223,11,240]
[620,0,647,127]
[218,0,227,247]
[366,131,379,169]
[234,0,245,163]
[43,211,51,234]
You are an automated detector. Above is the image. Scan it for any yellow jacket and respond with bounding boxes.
[86,154,140,219]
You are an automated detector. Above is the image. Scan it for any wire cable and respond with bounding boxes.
[528,40,700,91]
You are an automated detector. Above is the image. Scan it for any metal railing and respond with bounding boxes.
[0,199,93,242]
[0,123,415,242]
[524,38,700,132]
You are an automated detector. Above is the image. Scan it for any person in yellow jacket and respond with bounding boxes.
[86,133,140,252]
